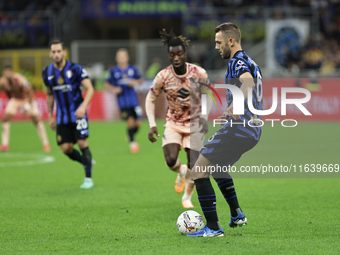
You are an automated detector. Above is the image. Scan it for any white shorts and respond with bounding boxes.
[162,121,205,152]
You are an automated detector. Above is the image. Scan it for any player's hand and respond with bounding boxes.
[217,112,227,119]
[127,79,137,87]
[48,116,56,131]
[148,126,159,143]
[199,117,208,134]
[226,102,240,120]
[75,106,86,119]
[115,87,123,94]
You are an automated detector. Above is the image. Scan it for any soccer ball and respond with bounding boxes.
[176,210,204,235]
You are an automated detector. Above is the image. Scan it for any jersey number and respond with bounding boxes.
[76,119,88,130]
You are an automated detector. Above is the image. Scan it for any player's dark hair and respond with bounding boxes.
[215,22,241,43]
[2,65,12,71]
[50,39,65,49]
[159,28,191,52]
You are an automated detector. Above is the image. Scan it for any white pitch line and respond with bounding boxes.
[0,153,55,167]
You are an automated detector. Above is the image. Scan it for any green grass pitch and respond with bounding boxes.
[0,121,339,254]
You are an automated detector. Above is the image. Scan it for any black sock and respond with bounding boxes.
[194,178,220,230]
[81,147,92,178]
[214,177,241,217]
[132,126,139,135]
[67,149,82,164]
[128,128,134,142]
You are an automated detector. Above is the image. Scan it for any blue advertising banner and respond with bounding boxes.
[81,0,190,19]
[0,23,50,48]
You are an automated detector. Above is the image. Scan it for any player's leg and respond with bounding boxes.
[127,115,139,153]
[163,142,187,193]
[0,99,19,151]
[74,118,93,189]
[0,113,12,151]
[211,137,258,228]
[132,105,142,136]
[57,124,82,164]
[162,126,187,193]
[77,138,93,187]
[180,148,198,208]
[187,154,224,237]
[29,101,50,152]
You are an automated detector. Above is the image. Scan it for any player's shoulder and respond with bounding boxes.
[0,76,6,86]
[155,65,172,79]
[187,63,207,77]
[43,63,54,72]
[68,60,83,70]
[13,73,26,81]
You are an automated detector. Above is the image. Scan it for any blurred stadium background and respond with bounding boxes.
[0,0,339,122]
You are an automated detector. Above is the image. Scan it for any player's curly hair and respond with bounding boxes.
[159,28,192,52]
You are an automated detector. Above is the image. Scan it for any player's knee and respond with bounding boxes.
[61,145,73,155]
[165,155,177,168]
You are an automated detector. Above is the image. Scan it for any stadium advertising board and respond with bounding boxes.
[81,0,190,19]
[0,78,339,121]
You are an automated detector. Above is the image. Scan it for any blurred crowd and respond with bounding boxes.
[0,0,65,24]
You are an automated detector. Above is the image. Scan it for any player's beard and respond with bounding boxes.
[222,46,231,59]
[54,56,64,67]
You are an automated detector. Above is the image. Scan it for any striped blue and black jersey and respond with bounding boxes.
[222,50,263,141]
[106,64,141,109]
[42,60,89,125]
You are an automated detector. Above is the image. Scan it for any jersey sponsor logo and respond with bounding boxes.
[53,84,72,92]
[177,87,189,99]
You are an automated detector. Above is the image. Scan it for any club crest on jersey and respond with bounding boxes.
[66,70,72,79]
[58,76,64,85]
[128,68,134,76]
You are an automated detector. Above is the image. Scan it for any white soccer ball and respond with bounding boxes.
[176,210,204,235]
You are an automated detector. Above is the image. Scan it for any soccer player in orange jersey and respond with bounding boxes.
[0,65,50,152]
[146,29,212,208]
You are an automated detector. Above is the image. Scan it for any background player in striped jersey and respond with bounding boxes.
[0,65,50,152]
[104,48,144,153]
[43,40,95,189]
[188,22,263,237]
[146,29,212,208]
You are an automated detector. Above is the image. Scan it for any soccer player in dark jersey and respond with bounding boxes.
[187,22,263,237]
[104,48,143,153]
[42,40,95,189]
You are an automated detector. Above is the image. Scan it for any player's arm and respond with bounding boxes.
[145,91,160,143]
[104,80,122,94]
[46,86,56,131]
[127,78,143,87]
[75,78,94,119]
[227,72,255,120]
[0,77,11,99]
[198,75,212,133]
